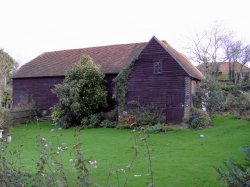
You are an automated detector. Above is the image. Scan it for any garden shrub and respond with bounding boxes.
[1,90,11,108]
[190,108,211,129]
[52,55,107,128]
[0,108,12,135]
[127,102,165,126]
[100,119,114,128]
[221,82,237,92]
[193,77,225,116]
[225,91,250,120]
[88,113,101,128]
[79,113,102,128]
[216,148,250,187]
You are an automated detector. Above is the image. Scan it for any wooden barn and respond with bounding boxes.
[13,36,204,123]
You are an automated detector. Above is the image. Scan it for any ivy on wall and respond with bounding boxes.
[113,59,138,112]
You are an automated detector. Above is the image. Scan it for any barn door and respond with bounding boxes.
[166,92,184,123]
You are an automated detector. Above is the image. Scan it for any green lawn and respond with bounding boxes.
[8,116,250,187]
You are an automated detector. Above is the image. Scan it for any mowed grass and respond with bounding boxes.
[8,116,250,187]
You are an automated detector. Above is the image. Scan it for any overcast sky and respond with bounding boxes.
[1,0,249,66]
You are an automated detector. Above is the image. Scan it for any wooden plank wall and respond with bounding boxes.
[126,38,188,123]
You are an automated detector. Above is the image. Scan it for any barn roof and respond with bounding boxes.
[14,42,147,78]
[14,37,203,80]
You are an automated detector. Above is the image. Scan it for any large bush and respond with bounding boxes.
[52,55,107,128]
[126,101,165,126]
[190,108,211,129]
[193,77,225,116]
[225,91,250,120]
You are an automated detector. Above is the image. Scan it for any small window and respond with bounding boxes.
[153,60,162,74]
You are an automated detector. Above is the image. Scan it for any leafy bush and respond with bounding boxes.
[100,119,114,128]
[221,83,237,92]
[127,102,165,126]
[1,90,11,108]
[88,113,101,128]
[52,55,107,128]
[225,92,250,120]
[190,108,211,129]
[0,108,12,134]
[79,114,102,128]
[193,77,225,116]
[216,148,250,187]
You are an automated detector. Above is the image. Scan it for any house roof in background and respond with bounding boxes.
[14,37,204,80]
[197,62,250,73]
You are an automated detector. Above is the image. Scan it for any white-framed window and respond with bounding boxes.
[153,60,162,74]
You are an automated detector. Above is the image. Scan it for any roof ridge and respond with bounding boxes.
[43,42,147,54]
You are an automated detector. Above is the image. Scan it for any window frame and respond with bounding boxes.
[153,59,163,74]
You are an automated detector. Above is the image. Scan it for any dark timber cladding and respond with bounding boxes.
[12,77,64,113]
[126,37,188,123]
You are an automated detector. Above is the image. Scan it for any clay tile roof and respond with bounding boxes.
[156,38,204,80]
[14,42,147,78]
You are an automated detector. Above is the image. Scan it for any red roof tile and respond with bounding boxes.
[14,43,147,78]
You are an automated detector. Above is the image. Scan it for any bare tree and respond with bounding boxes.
[187,23,250,85]
[223,39,250,84]
[187,23,233,77]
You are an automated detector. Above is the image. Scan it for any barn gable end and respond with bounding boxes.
[126,37,200,123]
